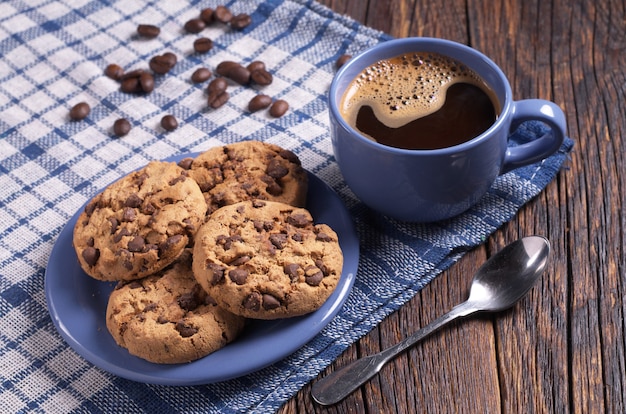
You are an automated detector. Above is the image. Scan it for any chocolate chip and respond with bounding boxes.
[250,69,272,85]
[121,207,136,222]
[108,218,119,234]
[178,286,203,311]
[305,266,324,286]
[229,255,251,266]
[262,294,280,310]
[160,114,178,131]
[191,67,212,83]
[178,158,194,170]
[336,54,352,69]
[113,118,131,137]
[104,64,124,80]
[194,37,213,53]
[243,292,261,311]
[248,94,272,112]
[175,321,197,337]
[292,232,303,242]
[230,13,251,30]
[127,236,145,252]
[269,233,288,249]
[262,175,282,196]
[315,259,329,276]
[82,247,99,266]
[137,24,160,38]
[316,232,332,242]
[269,99,289,117]
[286,213,310,227]
[160,234,183,253]
[207,262,225,284]
[113,227,131,243]
[184,18,206,33]
[69,102,90,121]
[266,159,289,179]
[157,315,168,324]
[143,302,157,312]
[200,8,214,24]
[278,149,301,165]
[229,268,249,285]
[214,5,233,23]
[253,220,274,232]
[284,263,300,281]
[124,194,142,208]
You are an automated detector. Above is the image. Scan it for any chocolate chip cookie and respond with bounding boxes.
[106,250,245,364]
[73,161,207,281]
[192,200,343,319]
[180,141,308,215]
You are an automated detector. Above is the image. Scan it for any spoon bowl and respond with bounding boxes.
[311,236,550,406]
[467,236,550,311]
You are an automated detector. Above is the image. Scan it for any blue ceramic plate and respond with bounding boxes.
[45,155,359,385]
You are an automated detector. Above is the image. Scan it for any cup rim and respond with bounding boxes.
[329,37,513,155]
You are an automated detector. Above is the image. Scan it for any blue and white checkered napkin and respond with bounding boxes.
[0,0,573,412]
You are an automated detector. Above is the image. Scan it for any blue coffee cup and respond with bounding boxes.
[329,37,566,222]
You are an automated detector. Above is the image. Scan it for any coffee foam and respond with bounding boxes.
[340,52,488,129]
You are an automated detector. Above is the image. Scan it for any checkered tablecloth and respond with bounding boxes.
[0,0,573,412]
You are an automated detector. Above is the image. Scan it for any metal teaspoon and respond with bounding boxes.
[311,236,551,406]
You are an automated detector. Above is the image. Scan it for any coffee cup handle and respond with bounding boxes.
[501,99,567,174]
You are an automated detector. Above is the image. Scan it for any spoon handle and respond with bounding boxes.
[311,301,476,406]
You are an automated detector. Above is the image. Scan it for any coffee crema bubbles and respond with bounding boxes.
[340,52,500,150]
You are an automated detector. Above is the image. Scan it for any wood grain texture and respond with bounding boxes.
[278,0,626,412]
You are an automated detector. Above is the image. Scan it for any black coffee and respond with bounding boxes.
[340,52,499,150]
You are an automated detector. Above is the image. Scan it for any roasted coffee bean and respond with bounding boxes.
[104,63,124,80]
[230,13,251,30]
[120,76,141,93]
[113,118,131,136]
[191,67,212,83]
[214,5,233,23]
[119,69,144,80]
[269,99,289,117]
[207,77,228,94]
[184,18,206,33]
[137,24,160,38]
[336,54,351,69]
[193,37,213,53]
[246,61,266,72]
[248,94,272,112]
[139,71,154,93]
[69,102,90,121]
[208,91,229,108]
[160,114,178,131]
[149,55,172,75]
[162,52,177,66]
[250,68,272,85]
[227,65,250,85]
[215,60,240,77]
[200,8,214,24]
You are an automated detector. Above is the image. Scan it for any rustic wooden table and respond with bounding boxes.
[279,0,626,412]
